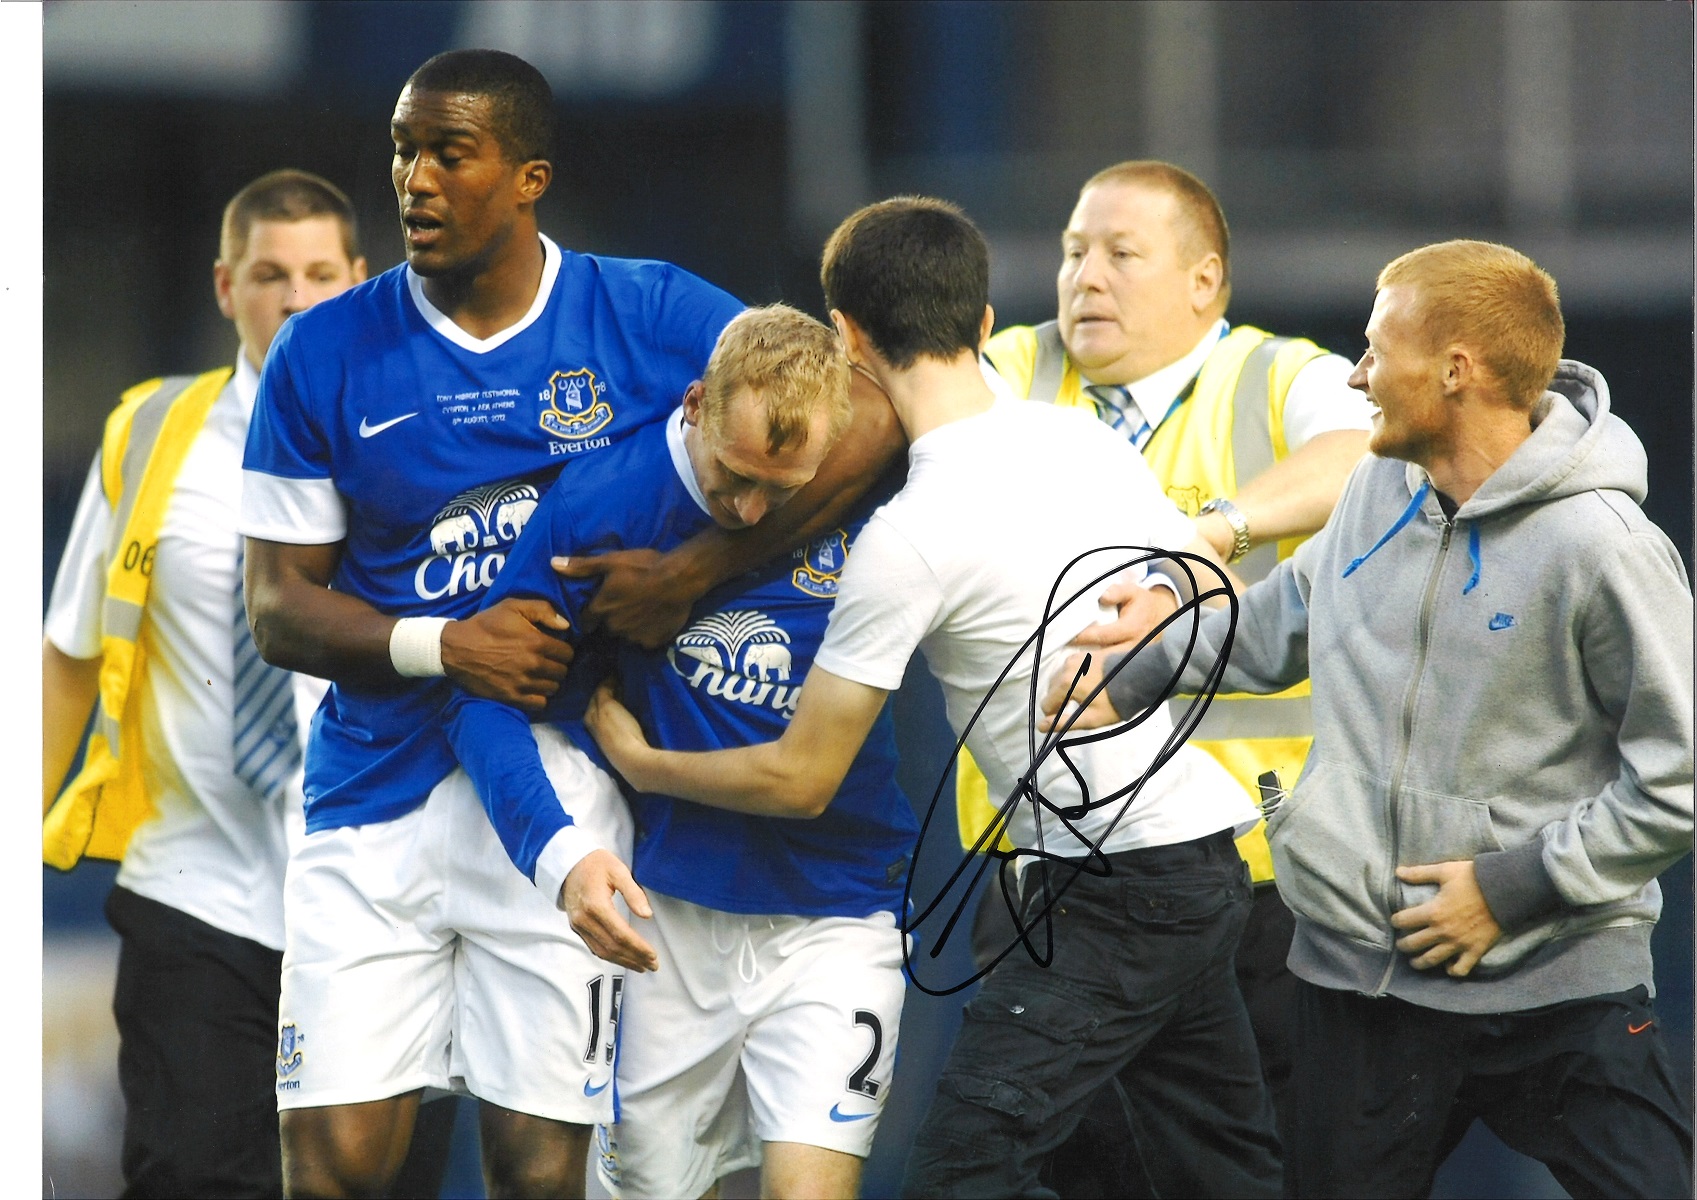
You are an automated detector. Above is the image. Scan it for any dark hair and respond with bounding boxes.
[220,169,359,264]
[820,197,989,369]
[405,49,556,164]
[1082,160,1231,311]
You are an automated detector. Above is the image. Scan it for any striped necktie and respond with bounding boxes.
[231,546,301,803]
[1086,384,1153,449]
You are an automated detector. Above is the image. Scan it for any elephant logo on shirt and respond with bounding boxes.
[430,512,480,557]
[495,498,537,543]
[668,610,802,717]
[675,643,724,670]
[745,641,793,681]
[414,480,543,601]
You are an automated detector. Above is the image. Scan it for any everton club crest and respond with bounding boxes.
[792,528,851,598]
[539,368,615,439]
[277,1023,304,1079]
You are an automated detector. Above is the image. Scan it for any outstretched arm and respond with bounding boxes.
[586,667,888,818]
[1193,430,1368,559]
[244,537,574,712]
[1068,535,1242,650]
[558,368,906,649]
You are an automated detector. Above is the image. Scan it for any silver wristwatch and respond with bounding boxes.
[1197,497,1251,564]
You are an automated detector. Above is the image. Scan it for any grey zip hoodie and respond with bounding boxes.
[1104,360,1693,1013]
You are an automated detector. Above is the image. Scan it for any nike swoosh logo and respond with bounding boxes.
[828,1103,875,1123]
[358,412,419,438]
[1629,1020,1654,1034]
[583,1078,611,1097]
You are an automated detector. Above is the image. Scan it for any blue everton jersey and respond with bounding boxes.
[242,236,743,832]
[448,414,917,919]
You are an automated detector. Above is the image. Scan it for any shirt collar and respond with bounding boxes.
[233,353,261,414]
[666,406,713,517]
[1101,319,1229,431]
[406,234,563,354]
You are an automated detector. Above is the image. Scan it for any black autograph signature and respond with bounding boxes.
[900,546,1239,996]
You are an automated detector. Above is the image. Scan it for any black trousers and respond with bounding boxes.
[106,886,287,1199]
[903,830,1282,1199]
[1288,979,1695,1199]
[1233,885,1299,1153]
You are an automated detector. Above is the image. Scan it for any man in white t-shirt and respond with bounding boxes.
[586,196,1282,1198]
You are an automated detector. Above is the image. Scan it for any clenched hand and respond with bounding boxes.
[440,597,573,712]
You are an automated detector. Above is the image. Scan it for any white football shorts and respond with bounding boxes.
[597,891,906,1198]
[276,724,633,1123]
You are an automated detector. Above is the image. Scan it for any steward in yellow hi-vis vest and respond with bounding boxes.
[44,367,233,868]
[957,322,1325,884]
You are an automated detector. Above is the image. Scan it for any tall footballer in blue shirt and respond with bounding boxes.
[238,50,902,1199]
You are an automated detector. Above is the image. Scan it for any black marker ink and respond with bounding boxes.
[900,546,1239,996]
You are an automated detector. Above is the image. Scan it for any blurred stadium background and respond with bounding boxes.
[42,3,1692,1197]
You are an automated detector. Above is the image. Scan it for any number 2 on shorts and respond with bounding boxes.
[846,1009,884,1098]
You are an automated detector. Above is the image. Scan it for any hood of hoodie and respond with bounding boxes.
[1401,359,1649,519]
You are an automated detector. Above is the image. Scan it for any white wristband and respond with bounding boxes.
[389,616,450,678]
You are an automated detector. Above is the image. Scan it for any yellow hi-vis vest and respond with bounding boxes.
[958,323,1326,882]
[44,367,234,870]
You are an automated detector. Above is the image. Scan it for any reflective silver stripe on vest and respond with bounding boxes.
[102,595,145,643]
[1229,337,1287,584]
[1168,693,1312,741]
[96,705,121,746]
[104,375,198,562]
[1028,320,1067,402]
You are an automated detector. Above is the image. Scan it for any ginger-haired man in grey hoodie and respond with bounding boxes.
[1045,239,1693,1199]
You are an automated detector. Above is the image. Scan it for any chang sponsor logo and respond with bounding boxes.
[413,480,540,600]
[667,610,803,718]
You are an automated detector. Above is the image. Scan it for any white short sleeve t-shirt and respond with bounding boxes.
[816,394,1256,859]
[46,361,304,950]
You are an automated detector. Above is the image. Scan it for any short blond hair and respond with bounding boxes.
[700,305,852,454]
[1082,160,1231,311]
[1378,240,1564,407]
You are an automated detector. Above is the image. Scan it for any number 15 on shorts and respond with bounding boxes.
[584,973,623,1066]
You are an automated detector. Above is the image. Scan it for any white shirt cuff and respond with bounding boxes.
[534,824,608,910]
[239,470,347,543]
